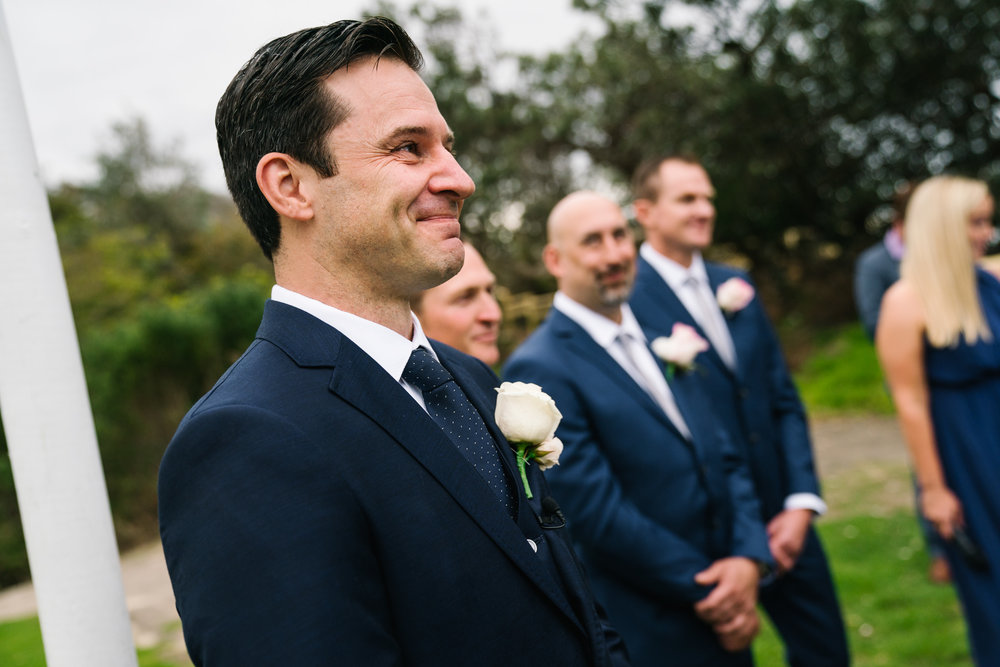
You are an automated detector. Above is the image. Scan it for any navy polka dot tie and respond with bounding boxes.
[403,347,515,514]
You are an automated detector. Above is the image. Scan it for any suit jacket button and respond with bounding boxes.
[749,433,760,444]
[739,387,750,398]
[527,538,538,552]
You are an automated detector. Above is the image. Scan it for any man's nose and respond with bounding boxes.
[477,293,502,324]
[429,149,476,201]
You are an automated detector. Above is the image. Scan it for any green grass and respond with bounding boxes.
[793,323,895,416]
[0,616,181,667]
[753,471,972,666]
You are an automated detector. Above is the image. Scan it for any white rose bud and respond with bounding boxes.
[651,323,709,369]
[533,437,563,470]
[716,277,755,313]
[495,381,563,443]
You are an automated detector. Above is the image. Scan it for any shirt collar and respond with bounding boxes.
[640,242,709,289]
[270,284,435,382]
[884,226,905,260]
[552,291,646,349]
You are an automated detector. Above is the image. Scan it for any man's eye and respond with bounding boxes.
[394,142,420,155]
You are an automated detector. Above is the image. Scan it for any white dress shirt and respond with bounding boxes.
[639,244,737,369]
[271,285,436,410]
[552,292,691,439]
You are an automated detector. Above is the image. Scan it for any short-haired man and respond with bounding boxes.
[854,184,910,340]
[413,241,502,365]
[158,18,627,666]
[630,155,849,666]
[504,191,772,666]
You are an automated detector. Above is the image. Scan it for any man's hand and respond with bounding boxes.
[712,607,761,652]
[693,556,760,626]
[766,508,813,574]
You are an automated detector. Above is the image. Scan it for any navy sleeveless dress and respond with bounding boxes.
[925,267,1000,665]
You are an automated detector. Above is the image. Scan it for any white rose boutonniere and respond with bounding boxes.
[716,277,755,314]
[495,381,563,498]
[651,323,709,379]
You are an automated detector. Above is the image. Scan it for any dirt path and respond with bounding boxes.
[0,414,908,663]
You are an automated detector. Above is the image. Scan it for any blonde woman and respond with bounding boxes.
[877,175,998,665]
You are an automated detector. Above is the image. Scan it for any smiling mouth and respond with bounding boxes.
[598,264,630,283]
[416,201,461,221]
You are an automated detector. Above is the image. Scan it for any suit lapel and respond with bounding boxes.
[636,257,734,379]
[265,309,580,628]
[705,264,751,382]
[549,309,691,443]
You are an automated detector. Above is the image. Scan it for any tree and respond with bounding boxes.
[382,0,1000,321]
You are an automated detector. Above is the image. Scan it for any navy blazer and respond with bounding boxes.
[159,300,628,666]
[853,240,900,340]
[503,307,770,665]
[631,257,819,519]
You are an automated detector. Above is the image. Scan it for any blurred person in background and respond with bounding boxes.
[630,154,849,667]
[877,174,1000,665]
[413,241,502,365]
[505,191,772,666]
[854,182,951,584]
[854,184,911,340]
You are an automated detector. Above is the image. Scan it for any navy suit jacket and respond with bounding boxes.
[503,307,770,664]
[159,300,628,666]
[853,240,900,340]
[631,257,819,519]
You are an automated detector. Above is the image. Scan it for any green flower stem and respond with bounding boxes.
[516,442,534,499]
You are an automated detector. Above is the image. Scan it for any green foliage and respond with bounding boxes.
[792,323,894,415]
[0,118,272,584]
[82,277,269,545]
[378,0,1000,321]
[0,432,29,588]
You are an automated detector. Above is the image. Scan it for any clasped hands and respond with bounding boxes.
[693,556,760,652]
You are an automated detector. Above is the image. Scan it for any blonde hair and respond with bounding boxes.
[900,175,992,347]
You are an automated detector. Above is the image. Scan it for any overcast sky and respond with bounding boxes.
[2,0,601,194]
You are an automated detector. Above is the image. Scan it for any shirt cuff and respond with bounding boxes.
[784,493,827,516]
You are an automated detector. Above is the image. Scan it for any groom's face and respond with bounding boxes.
[301,56,477,298]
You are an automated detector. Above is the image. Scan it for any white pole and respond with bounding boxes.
[0,4,139,666]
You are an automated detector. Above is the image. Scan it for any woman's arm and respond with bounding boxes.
[876,281,963,539]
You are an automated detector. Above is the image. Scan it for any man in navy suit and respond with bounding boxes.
[504,191,772,666]
[158,18,627,666]
[629,155,849,666]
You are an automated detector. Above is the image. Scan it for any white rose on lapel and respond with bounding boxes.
[495,382,564,498]
[495,381,562,442]
[716,277,755,314]
[652,323,709,376]
[532,437,564,471]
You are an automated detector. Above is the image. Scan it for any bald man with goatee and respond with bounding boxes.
[504,191,772,667]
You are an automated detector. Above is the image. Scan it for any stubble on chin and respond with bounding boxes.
[412,241,465,293]
[598,285,632,309]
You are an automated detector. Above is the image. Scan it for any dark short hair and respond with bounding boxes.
[216,17,423,260]
[891,181,915,224]
[631,153,702,202]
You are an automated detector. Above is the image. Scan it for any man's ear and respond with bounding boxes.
[256,152,314,222]
[632,198,652,227]
[542,243,562,279]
